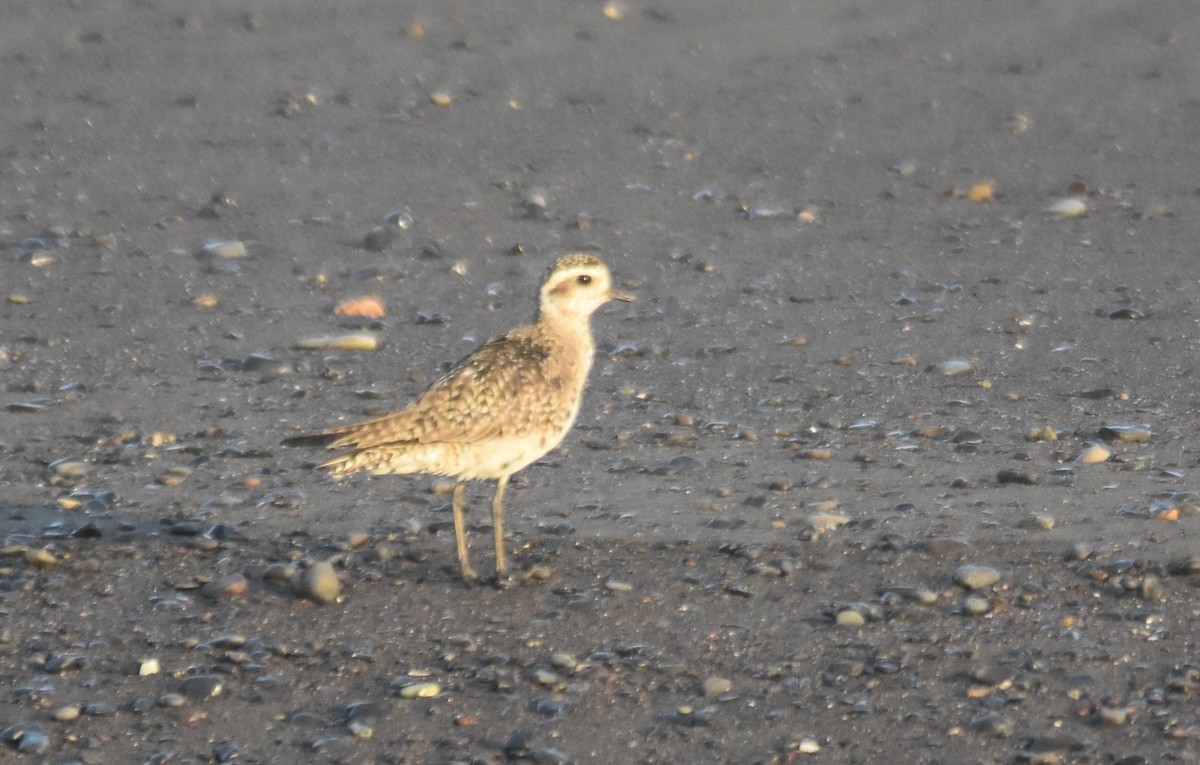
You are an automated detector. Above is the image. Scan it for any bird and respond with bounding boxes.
[291,254,634,583]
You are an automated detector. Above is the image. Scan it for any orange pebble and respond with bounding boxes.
[1157,507,1180,522]
[967,181,995,201]
[334,296,387,319]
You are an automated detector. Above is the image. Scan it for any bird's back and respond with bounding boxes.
[319,320,594,480]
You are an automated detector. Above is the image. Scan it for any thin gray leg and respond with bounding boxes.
[492,474,510,581]
[452,480,477,581]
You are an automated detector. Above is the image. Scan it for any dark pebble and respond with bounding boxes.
[533,696,571,716]
[924,538,972,557]
[969,714,1013,738]
[1025,733,1085,752]
[996,469,1037,485]
[180,675,224,700]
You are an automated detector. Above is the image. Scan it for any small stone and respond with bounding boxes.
[294,561,341,604]
[399,682,440,699]
[963,596,992,615]
[1140,576,1166,602]
[138,658,161,676]
[1098,424,1151,443]
[294,333,379,351]
[930,358,974,376]
[924,538,972,558]
[1026,425,1058,442]
[997,469,1037,485]
[970,714,1014,737]
[263,562,298,583]
[199,240,248,259]
[534,696,571,715]
[1018,514,1056,530]
[25,549,59,567]
[1078,444,1111,464]
[158,693,187,708]
[179,675,224,700]
[363,226,396,251]
[200,573,248,600]
[791,738,821,754]
[51,706,81,722]
[1095,706,1128,727]
[836,609,865,627]
[1069,542,1094,561]
[955,564,1001,590]
[701,677,732,697]
[604,580,633,593]
[550,653,582,672]
[1047,197,1088,218]
[809,513,849,531]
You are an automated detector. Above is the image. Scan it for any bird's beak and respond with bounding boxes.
[609,290,637,303]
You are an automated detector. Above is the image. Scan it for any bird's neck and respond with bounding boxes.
[536,306,595,369]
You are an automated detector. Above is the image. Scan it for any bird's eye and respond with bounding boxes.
[576,274,592,285]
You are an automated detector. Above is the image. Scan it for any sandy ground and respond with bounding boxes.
[3,1,1200,763]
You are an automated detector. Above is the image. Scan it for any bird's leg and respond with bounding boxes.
[452,480,477,581]
[491,475,510,582]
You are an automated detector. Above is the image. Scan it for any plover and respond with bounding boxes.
[295,254,634,582]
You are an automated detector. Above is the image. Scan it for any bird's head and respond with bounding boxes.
[538,253,635,321]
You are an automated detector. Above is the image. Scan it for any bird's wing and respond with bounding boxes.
[325,331,556,450]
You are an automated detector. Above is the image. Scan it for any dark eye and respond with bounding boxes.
[576,274,592,285]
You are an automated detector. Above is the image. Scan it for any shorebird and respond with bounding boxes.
[294,254,634,582]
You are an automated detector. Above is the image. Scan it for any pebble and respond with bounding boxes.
[200,573,248,599]
[550,653,582,672]
[534,696,571,715]
[789,738,821,754]
[963,596,992,615]
[1078,443,1111,464]
[1047,197,1088,218]
[1098,424,1151,443]
[294,560,341,604]
[997,469,1037,485]
[294,333,379,351]
[0,722,49,754]
[925,538,972,557]
[26,549,59,567]
[1027,425,1058,442]
[1095,706,1128,727]
[969,713,1014,737]
[955,564,1001,590]
[809,512,849,531]
[929,358,974,376]
[701,677,732,697]
[398,682,440,699]
[1018,514,1056,530]
[159,693,187,708]
[199,240,248,259]
[263,562,298,583]
[363,226,396,251]
[534,669,562,687]
[180,675,224,700]
[836,609,865,627]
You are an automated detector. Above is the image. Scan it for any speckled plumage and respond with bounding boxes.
[311,253,634,582]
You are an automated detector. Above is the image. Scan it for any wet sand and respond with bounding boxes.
[3,1,1200,762]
